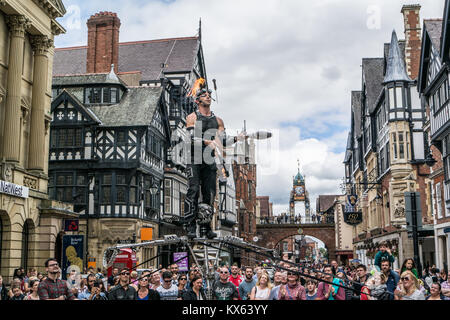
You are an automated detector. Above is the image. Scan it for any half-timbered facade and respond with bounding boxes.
[49,70,171,265]
[346,5,437,270]
[418,0,450,270]
[51,12,236,267]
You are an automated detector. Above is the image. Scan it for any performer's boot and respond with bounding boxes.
[185,221,197,239]
[204,224,217,239]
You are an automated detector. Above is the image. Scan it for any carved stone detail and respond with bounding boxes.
[30,35,54,55]
[23,176,38,190]
[6,15,31,38]
[393,199,405,218]
[1,162,13,182]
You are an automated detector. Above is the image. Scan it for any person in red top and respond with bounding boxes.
[228,264,243,299]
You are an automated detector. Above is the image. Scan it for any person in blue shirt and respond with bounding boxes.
[380,259,399,300]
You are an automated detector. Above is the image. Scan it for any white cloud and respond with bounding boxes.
[55,0,446,214]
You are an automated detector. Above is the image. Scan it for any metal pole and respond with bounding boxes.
[411,192,422,276]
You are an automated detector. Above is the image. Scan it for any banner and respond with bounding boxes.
[62,235,84,280]
[173,252,189,272]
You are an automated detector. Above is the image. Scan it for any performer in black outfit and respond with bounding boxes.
[183,88,223,239]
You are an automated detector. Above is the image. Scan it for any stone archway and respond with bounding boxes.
[256,223,336,261]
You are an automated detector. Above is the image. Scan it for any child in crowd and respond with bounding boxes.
[374,242,395,272]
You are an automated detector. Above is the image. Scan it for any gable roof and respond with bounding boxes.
[316,195,339,213]
[362,58,384,114]
[51,90,102,124]
[88,86,163,127]
[441,0,450,63]
[53,37,199,81]
[418,19,443,93]
[424,19,443,54]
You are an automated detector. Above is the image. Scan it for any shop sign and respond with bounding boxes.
[0,179,29,199]
[343,195,363,226]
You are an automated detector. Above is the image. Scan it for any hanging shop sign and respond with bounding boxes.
[343,195,363,226]
[0,179,29,199]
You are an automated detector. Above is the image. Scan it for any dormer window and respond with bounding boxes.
[84,87,120,104]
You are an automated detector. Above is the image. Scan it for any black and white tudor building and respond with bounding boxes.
[50,28,237,266]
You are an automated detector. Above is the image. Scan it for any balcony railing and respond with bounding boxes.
[257,214,334,225]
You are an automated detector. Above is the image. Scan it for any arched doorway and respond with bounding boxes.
[55,233,63,266]
[21,220,31,270]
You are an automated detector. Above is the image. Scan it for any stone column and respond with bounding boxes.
[2,15,31,162]
[28,35,53,172]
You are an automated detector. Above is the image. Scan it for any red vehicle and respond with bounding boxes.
[107,248,137,277]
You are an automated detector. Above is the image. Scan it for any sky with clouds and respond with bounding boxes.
[55,0,446,215]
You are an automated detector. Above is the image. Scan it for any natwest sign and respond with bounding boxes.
[0,180,29,199]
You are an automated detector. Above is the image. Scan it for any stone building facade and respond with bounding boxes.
[0,0,68,283]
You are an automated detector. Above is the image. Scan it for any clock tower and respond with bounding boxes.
[290,160,311,223]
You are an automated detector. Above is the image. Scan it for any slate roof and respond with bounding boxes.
[362,58,384,114]
[88,86,163,126]
[344,132,352,163]
[53,37,199,81]
[384,40,406,73]
[383,30,412,83]
[351,91,362,138]
[53,72,126,87]
[424,19,443,54]
[316,195,339,213]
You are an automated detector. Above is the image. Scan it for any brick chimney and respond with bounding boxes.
[86,11,121,74]
[401,4,422,80]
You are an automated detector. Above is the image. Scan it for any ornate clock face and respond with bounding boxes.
[295,186,304,195]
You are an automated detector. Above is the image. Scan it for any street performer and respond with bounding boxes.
[183,85,243,239]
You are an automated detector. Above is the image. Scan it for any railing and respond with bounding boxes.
[257,215,334,225]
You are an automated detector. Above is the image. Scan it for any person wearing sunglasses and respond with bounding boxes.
[177,274,188,299]
[394,270,425,300]
[156,271,179,300]
[278,269,306,300]
[137,272,160,301]
[107,268,137,300]
[212,267,239,300]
